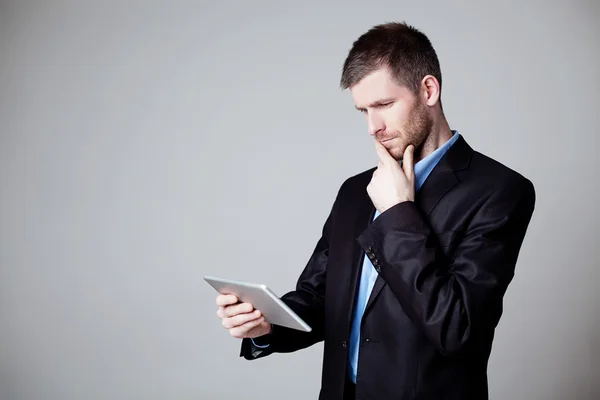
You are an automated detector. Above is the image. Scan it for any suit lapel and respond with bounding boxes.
[415,136,472,216]
[361,136,473,315]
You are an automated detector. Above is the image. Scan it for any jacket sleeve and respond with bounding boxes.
[240,182,343,360]
[356,178,535,356]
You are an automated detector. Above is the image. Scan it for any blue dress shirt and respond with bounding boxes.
[347,131,460,383]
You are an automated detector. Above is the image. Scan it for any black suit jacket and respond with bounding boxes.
[240,136,536,400]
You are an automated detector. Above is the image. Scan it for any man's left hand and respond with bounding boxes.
[366,140,415,213]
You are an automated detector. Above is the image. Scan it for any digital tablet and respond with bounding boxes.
[204,275,312,332]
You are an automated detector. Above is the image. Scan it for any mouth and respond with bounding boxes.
[379,137,395,144]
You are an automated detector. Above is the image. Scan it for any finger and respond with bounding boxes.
[222,309,262,329]
[223,302,254,318]
[216,294,238,307]
[403,144,415,180]
[229,316,266,338]
[374,139,395,165]
[216,307,224,319]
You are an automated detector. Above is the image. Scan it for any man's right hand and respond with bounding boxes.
[216,294,272,339]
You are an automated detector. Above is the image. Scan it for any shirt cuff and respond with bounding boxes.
[250,337,271,348]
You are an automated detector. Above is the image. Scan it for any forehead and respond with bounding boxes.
[350,68,412,106]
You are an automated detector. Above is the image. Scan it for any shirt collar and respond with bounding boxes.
[412,130,460,190]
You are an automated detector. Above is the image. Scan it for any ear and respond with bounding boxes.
[420,75,441,107]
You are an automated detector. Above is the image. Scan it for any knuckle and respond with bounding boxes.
[247,315,257,326]
[242,318,253,329]
[226,306,236,317]
[238,314,250,326]
[231,328,244,338]
[249,318,261,329]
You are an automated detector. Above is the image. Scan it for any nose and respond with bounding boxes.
[367,111,385,137]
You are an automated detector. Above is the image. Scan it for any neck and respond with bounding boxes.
[415,115,453,162]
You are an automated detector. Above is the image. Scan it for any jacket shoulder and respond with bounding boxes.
[340,167,376,190]
[468,150,535,203]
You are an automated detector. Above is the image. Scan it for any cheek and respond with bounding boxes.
[390,103,411,119]
[385,104,410,129]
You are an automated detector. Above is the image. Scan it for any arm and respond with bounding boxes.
[356,178,535,356]
[240,183,342,360]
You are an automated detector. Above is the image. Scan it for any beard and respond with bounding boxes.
[381,100,433,161]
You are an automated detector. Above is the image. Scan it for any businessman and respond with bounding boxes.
[215,22,535,400]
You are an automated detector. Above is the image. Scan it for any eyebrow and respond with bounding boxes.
[355,97,396,111]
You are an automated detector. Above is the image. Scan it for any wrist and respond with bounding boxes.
[251,330,272,347]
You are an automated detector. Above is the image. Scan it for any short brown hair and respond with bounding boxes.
[340,22,442,95]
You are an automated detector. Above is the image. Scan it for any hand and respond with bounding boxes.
[367,141,415,213]
[216,294,272,339]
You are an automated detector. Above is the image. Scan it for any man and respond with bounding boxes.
[215,22,535,400]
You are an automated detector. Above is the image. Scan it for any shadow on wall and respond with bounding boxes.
[556,323,599,399]
[591,327,599,398]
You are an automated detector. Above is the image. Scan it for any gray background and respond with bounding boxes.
[1,1,598,399]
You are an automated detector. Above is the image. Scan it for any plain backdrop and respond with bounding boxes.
[1,1,598,399]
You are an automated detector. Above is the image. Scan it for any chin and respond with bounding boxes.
[388,141,408,158]
[388,147,404,161]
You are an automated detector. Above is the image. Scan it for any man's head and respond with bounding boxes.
[341,22,444,161]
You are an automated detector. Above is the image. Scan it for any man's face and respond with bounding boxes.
[350,67,432,161]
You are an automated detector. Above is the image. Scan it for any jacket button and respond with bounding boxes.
[342,341,347,348]
[375,266,381,273]
[364,338,370,343]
